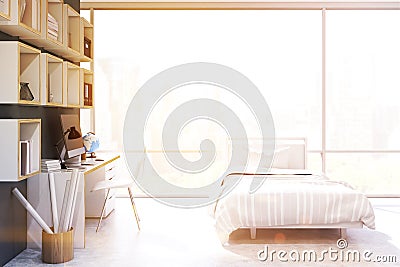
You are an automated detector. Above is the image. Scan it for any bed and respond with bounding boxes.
[213,138,375,244]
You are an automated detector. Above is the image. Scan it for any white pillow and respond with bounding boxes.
[271,146,290,169]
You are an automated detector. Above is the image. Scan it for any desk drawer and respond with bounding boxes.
[105,160,117,173]
[105,167,117,180]
[85,157,119,218]
[105,161,118,180]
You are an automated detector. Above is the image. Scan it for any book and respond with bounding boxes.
[48,29,58,39]
[41,164,61,168]
[41,159,60,164]
[20,141,30,176]
[42,164,62,171]
[48,13,58,24]
[28,139,33,174]
[48,26,58,32]
[48,22,58,30]
[32,0,38,30]
[48,33,58,40]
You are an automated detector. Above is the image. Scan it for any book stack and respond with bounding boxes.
[47,13,59,40]
[41,159,61,172]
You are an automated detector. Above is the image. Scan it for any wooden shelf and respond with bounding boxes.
[0,3,94,110]
[80,68,93,108]
[52,4,80,61]
[0,0,42,39]
[40,53,63,106]
[0,119,41,181]
[46,0,63,45]
[26,0,63,51]
[26,3,93,63]
[63,61,80,107]
[80,17,93,62]
[0,41,41,105]
[0,0,11,21]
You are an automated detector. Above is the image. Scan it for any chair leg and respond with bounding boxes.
[128,187,141,231]
[96,189,110,232]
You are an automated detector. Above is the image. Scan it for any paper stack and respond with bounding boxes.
[41,159,61,172]
[47,13,59,40]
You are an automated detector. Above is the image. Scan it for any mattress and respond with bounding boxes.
[213,173,375,243]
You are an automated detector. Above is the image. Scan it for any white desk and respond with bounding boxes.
[27,154,120,249]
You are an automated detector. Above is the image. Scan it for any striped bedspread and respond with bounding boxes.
[213,174,375,243]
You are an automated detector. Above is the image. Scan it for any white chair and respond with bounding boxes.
[91,178,140,232]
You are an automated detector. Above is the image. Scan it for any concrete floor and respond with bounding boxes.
[5,198,400,266]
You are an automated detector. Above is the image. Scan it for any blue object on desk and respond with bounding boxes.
[83,132,100,153]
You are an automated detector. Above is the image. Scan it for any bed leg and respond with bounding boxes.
[250,227,257,239]
[339,228,347,239]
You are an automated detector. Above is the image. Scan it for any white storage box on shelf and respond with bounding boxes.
[27,0,64,52]
[63,61,80,107]
[80,17,93,62]
[0,0,10,21]
[53,4,80,62]
[0,41,41,105]
[40,53,64,106]
[80,68,93,108]
[0,119,41,181]
[0,0,42,39]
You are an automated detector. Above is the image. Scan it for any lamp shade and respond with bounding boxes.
[66,126,82,140]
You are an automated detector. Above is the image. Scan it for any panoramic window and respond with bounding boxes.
[326,10,400,194]
[89,10,399,195]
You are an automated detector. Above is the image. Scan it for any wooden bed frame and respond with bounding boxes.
[246,221,363,240]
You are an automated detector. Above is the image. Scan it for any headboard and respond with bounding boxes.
[273,138,307,169]
[227,137,307,170]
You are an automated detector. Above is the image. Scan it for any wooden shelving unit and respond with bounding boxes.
[80,68,93,108]
[0,3,94,109]
[0,0,42,39]
[0,41,41,105]
[40,53,63,106]
[0,0,11,21]
[0,119,41,181]
[26,3,92,63]
[63,61,80,107]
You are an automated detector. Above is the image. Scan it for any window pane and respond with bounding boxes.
[80,109,93,134]
[307,152,322,172]
[326,153,400,194]
[80,10,90,22]
[94,10,321,152]
[326,11,400,150]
